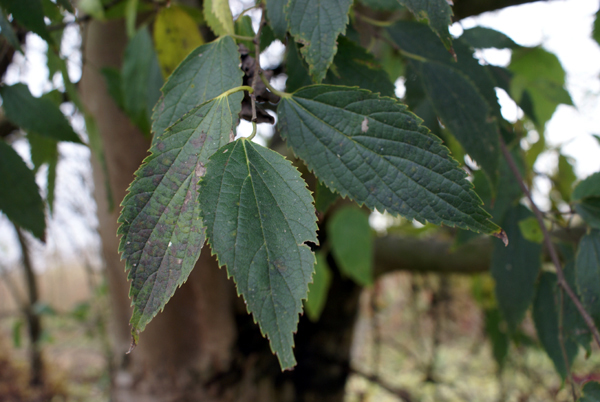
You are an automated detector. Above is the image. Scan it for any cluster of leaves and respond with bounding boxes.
[2,0,600,395]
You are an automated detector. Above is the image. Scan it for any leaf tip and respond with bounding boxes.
[127,332,138,354]
[493,229,509,246]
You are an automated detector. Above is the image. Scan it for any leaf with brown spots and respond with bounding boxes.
[118,92,242,340]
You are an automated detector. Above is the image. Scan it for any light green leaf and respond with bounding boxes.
[199,139,318,370]
[0,84,81,143]
[0,8,21,51]
[125,0,138,38]
[265,0,288,38]
[579,381,600,402]
[286,37,394,96]
[203,0,234,36]
[553,153,576,202]
[118,92,243,337]
[0,0,52,43]
[509,47,572,132]
[460,26,519,50]
[152,36,243,138]
[518,216,543,244]
[77,0,104,19]
[573,172,600,229]
[396,0,453,49]
[532,272,578,380]
[278,85,502,236]
[491,204,542,331]
[305,251,332,322]
[575,229,600,328]
[286,0,353,83]
[328,206,373,286]
[0,141,45,240]
[122,27,163,136]
[154,5,204,78]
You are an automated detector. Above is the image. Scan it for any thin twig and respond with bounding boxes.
[499,136,600,348]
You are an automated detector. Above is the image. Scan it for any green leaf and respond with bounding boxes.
[509,47,572,132]
[101,67,125,110]
[573,172,600,229]
[0,0,52,43]
[314,180,338,214]
[484,307,509,369]
[0,8,21,51]
[328,206,373,286]
[121,27,163,136]
[460,27,519,50]
[56,0,74,13]
[41,0,62,23]
[0,84,81,143]
[412,61,499,186]
[154,5,204,78]
[576,229,600,328]
[593,9,600,47]
[359,0,403,11]
[491,204,542,331]
[125,0,138,38]
[234,15,254,51]
[0,141,45,240]
[579,381,600,402]
[286,0,353,83]
[396,0,453,50]
[563,261,592,352]
[305,251,332,322]
[77,0,104,20]
[152,36,243,138]
[118,92,243,336]
[278,85,502,236]
[203,0,234,36]
[518,216,543,244]
[199,139,318,370]
[553,153,576,202]
[532,272,578,380]
[28,132,58,213]
[286,37,395,96]
[265,0,287,39]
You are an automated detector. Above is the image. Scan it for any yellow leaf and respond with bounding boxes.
[153,6,204,78]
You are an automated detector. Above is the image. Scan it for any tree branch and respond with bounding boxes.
[453,0,548,20]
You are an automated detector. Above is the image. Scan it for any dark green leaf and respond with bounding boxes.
[359,0,403,11]
[28,132,58,213]
[199,139,318,370]
[0,84,81,143]
[573,172,600,229]
[278,85,502,236]
[0,8,21,51]
[532,272,578,379]
[509,47,572,132]
[396,0,453,49]
[563,261,592,352]
[286,37,394,96]
[152,36,243,138]
[484,308,509,369]
[118,92,243,336]
[328,206,373,286]
[0,141,45,240]
[593,9,600,47]
[412,61,499,185]
[575,229,600,328]
[305,251,332,322]
[0,0,52,43]
[460,26,519,50]
[56,0,74,13]
[579,381,600,402]
[286,0,353,83]
[264,0,287,39]
[41,0,62,23]
[491,204,542,331]
[315,180,338,214]
[101,67,125,110]
[234,15,254,51]
[121,27,163,136]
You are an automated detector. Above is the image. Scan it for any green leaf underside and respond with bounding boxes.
[533,272,578,379]
[118,93,242,332]
[580,381,600,402]
[396,0,453,49]
[152,36,243,139]
[305,251,332,322]
[0,84,81,143]
[286,0,353,83]
[328,206,373,286]
[199,139,318,370]
[278,85,500,235]
[0,141,45,239]
[491,204,542,331]
[576,230,600,329]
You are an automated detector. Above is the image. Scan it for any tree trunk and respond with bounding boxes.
[80,19,361,402]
